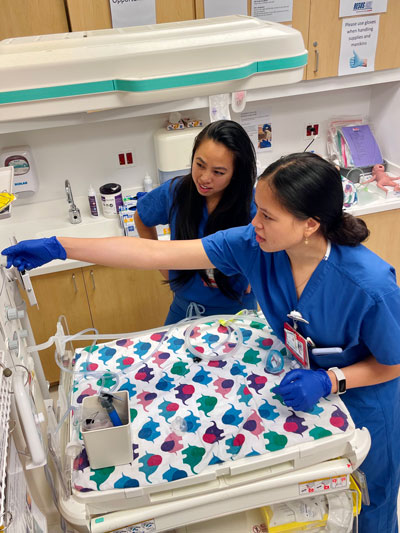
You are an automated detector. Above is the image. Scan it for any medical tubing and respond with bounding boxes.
[55,316,200,437]
[183,315,244,360]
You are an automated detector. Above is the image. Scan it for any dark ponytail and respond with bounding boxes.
[326,212,369,246]
[260,152,369,247]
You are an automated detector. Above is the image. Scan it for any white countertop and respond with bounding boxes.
[1,180,399,277]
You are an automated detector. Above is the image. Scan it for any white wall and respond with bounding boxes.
[0,85,374,206]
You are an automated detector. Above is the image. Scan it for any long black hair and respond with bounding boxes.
[168,120,257,299]
[259,152,369,246]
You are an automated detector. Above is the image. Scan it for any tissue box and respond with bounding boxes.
[81,391,133,469]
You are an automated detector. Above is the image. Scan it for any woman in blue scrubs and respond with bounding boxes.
[3,152,400,532]
[135,120,258,324]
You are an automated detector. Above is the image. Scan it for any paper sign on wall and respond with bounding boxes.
[339,0,387,18]
[252,0,293,23]
[109,0,156,29]
[240,110,272,153]
[204,0,247,18]
[338,15,379,76]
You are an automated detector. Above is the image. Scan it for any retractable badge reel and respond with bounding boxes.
[284,311,311,369]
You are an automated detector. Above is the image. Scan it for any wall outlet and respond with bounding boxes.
[117,151,136,167]
[305,123,319,138]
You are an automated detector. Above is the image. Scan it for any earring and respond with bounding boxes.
[304,236,309,245]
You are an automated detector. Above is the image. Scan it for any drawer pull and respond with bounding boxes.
[72,273,78,293]
[90,270,96,290]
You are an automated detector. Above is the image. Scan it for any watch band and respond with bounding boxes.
[328,366,346,394]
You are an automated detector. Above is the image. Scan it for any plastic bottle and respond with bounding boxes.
[88,184,99,217]
[143,172,153,192]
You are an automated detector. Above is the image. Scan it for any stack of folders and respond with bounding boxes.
[337,124,383,168]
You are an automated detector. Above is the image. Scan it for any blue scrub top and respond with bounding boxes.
[137,178,257,311]
[202,223,400,532]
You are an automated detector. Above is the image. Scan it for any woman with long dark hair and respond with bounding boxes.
[4,152,400,531]
[134,119,258,324]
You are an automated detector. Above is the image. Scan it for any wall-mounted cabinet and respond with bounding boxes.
[21,266,172,385]
[0,0,69,40]
[65,0,196,31]
[306,0,400,80]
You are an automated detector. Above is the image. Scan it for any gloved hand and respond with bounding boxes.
[349,50,366,68]
[273,368,332,412]
[1,237,67,271]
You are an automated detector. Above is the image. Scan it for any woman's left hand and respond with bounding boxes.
[273,368,332,412]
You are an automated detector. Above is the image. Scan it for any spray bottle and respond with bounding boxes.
[88,184,99,217]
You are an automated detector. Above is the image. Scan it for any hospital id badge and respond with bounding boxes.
[284,322,310,369]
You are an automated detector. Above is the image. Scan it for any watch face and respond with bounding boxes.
[338,380,346,394]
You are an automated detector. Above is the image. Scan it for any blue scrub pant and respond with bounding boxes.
[344,381,400,533]
[164,293,257,325]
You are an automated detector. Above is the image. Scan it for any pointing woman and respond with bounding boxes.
[3,152,400,532]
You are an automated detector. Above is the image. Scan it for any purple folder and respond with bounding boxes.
[341,125,383,167]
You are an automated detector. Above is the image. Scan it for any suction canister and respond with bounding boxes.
[99,182,123,217]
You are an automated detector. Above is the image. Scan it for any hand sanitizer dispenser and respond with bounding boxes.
[153,128,202,184]
[0,145,39,197]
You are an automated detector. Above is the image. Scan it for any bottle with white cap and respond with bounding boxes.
[143,172,153,192]
[88,184,99,217]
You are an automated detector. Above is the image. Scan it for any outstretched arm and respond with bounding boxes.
[59,236,213,270]
[2,235,215,272]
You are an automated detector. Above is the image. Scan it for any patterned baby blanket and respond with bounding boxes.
[70,316,353,492]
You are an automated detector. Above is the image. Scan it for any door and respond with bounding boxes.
[22,269,93,385]
[83,265,173,334]
[359,210,400,278]
[307,0,400,80]
[0,0,69,39]
[66,0,196,31]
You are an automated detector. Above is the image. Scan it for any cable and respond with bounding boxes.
[303,137,316,152]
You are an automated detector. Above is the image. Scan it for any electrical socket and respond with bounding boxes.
[117,151,136,167]
[305,123,320,138]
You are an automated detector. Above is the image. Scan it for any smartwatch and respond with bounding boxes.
[328,366,346,394]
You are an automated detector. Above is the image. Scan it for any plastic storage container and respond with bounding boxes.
[99,183,123,218]
[81,390,132,469]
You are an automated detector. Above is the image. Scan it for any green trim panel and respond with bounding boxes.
[0,53,307,105]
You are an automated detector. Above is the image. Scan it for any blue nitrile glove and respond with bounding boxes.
[273,368,332,412]
[349,50,366,68]
[1,237,67,271]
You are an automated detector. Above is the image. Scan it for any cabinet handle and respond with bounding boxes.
[71,273,78,293]
[90,270,96,290]
[313,41,319,73]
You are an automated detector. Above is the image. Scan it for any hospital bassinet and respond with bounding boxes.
[55,314,370,532]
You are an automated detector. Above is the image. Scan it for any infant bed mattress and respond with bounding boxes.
[68,315,358,500]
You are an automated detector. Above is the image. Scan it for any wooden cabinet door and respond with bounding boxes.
[83,265,172,334]
[307,0,400,80]
[358,210,400,278]
[375,0,400,71]
[65,0,112,31]
[22,269,93,385]
[0,0,69,40]
[66,0,196,31]
[307,0,341,80]
[156,0,196,23]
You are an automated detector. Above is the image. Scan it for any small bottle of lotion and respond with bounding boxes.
[143,172,153,192]
[88,184,99,217]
